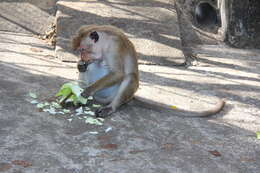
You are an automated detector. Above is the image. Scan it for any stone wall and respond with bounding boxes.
[227,0,260,48]
[175,0,260,49]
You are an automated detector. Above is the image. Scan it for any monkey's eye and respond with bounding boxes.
[79,48,86,52]
[89,31,99,43]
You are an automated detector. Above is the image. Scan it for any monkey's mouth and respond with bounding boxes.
[80,49,93,61]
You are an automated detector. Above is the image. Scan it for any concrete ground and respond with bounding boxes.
[0,0,260,173]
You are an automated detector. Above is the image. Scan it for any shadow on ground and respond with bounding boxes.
[0,58,259,173]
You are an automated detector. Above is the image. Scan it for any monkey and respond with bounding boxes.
[71,24,225,118]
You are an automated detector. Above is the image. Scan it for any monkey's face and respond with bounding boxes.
[79,31,102,62]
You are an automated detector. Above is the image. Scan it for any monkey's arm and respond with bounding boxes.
[81,48,124,97]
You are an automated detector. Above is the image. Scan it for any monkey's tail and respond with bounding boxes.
[131,96,225,118]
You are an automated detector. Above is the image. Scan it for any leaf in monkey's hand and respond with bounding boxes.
[78,95,88,105]
[55,82,87,105]
[58,82,83,97]
[55,87,71,97]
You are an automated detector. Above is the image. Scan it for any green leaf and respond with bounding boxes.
[63,109,71,113]
[78,95,88,105]
[84,111,95,116]
[58,82,83,97]
[70,94,78,105]
[56,82,89,105]
[85,117,103,125]
[92,104,101,108]
[43,102,50,106]
[88,96,94,100]
[70,83,84,97]
[36,103,46,109]
[256,132,260,139]
[51,102,62,109]
[56,87,71,97]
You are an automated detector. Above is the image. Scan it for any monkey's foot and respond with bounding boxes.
[95,106,114,118]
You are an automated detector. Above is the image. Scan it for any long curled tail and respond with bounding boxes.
[131,96,225,118]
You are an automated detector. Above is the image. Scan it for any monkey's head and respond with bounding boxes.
[72,25,102,61]
[72,25,99,50]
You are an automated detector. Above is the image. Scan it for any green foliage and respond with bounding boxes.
[56,82,88,105]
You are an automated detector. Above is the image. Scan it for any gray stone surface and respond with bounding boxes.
[0,0,57,35]
[1,31,260,172]
[0,0,260,173]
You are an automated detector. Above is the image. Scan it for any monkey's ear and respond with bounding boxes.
[71,35,81,51]
[89,31,99,43]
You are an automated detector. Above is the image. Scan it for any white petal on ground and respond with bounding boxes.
[30,100,38,104]
[84,111,95,116]
[89,131,99,135]
[105,127,112,133]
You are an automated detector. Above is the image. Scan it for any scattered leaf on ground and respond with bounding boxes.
[105,127,112,133]
[12,160,32,168]
[30,100,38,104]
[0,163,12,172]
[75,107,83,115]
[36,103,45,109]
[67,118,73,122]
[28,92,37,99]
[256,132,260,139]
[92,104,101,108]
[51,102,62,109]
[88,96,93,100]
[89,131,99,135]
[63,109,70,113]
[45,107,56,115]
[85,107,91,111]
[208,150,221,157]
[97,118,104,122]
[84,111,95,116]
[100,144,118,150]
[85,117,103,125]
[43,102,50,106]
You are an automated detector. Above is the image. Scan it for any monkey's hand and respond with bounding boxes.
[77,60,88,72]
[81,87,92,98]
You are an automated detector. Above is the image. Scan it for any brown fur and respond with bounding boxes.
[72,25,135,53]
[72,25,225,118]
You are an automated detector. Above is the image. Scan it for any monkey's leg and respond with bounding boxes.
[95,73,138,117]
